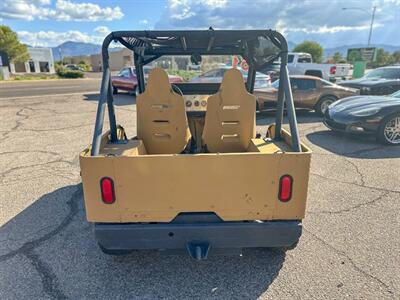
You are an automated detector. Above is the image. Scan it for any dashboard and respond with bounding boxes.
[184,95,210,112]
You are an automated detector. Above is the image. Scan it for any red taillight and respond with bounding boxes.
[279,175,293,202]
[330,66,336,75]
[100,177,115,204]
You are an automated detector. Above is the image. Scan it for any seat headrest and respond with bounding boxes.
[220,68,247,103]
[146,68,171,99]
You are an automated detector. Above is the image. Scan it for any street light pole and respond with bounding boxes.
[367,6,377,46]
[342,6,377,46]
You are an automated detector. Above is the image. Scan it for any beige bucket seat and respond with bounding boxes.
[137,68,191,154]
[202,68,256,153]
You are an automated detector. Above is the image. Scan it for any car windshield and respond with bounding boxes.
[271,79,279,88]
[391,90,400,98]
[133,67,152,76]
[364,68,400,79]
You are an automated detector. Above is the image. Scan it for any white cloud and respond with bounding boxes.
[288,24,384,34]
[172,8,196,20]
[55,0,123,21]
[169,0,187,9]
[202,0,227,8]
[155,0,399,46]
[139,19,149,25]
[0,0,124,22]
[93,26,110,35]
[169,0,196,20]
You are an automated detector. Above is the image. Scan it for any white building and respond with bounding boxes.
[10,48,55,74]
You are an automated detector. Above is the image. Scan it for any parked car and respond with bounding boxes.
[190,66,271,89]
[287,52,351,82]
[64,64,84,71]
[254,75,359,115]
[339,66,400,95]
[111,66,183,94]
[324,90,400,145]
[260,61,281,82]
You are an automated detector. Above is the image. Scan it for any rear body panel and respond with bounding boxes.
[80,127,311,223]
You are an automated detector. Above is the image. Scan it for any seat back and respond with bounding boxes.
[137,68,191,154]
[202,68,256,153]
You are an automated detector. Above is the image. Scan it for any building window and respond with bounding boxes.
[14,62,26,72]
[29,61,35,72]
[39,61,50,72]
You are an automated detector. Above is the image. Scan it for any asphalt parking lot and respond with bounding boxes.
[0,90,399,299]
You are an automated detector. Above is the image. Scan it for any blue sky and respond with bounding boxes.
[0,0,399,48]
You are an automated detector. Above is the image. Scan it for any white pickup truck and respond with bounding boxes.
[287,52,351,82]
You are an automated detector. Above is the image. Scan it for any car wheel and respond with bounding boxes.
[112,86,118,94]
[377,113,400,145]
[315,96,336,116]
[98,243,133,256]
[133,85,139,97]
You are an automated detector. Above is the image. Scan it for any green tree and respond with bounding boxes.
[293,41,324,63]
[0,25,29,63]
[332,51,347,63]
[392,51,400,63]
[368,48,395,68]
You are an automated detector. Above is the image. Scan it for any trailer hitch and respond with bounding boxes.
[186,242,210,260]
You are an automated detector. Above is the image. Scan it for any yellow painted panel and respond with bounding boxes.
[80,127,311,223]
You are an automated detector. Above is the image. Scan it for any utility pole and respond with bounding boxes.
[342,5,377,46]
[367,6,377,46]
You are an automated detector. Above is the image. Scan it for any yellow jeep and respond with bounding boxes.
[80,29,311,260]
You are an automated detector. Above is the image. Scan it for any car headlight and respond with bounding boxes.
[361,87,371,92]
[349,107,380,117]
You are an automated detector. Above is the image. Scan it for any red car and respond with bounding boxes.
[111,66,183,94]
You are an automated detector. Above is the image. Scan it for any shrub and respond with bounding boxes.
[57,69,84,78]
[78,62,91,71]
[167,69,198,81]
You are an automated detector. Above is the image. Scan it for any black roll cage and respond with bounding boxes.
[91,29,301,155]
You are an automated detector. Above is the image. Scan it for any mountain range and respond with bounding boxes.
[52,41,101,61]
[323,44,400,57]
[49,41,400,61]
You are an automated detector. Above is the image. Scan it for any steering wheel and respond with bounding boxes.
[171,84,183,96]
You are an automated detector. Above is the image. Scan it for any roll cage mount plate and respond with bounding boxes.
[91,28,301,155]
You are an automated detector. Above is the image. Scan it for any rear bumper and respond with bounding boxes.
[95,220,302,253]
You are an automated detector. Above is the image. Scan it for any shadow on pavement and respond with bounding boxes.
[0,184,286,299]
[307,130,400,159]
[83,93,136,106]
